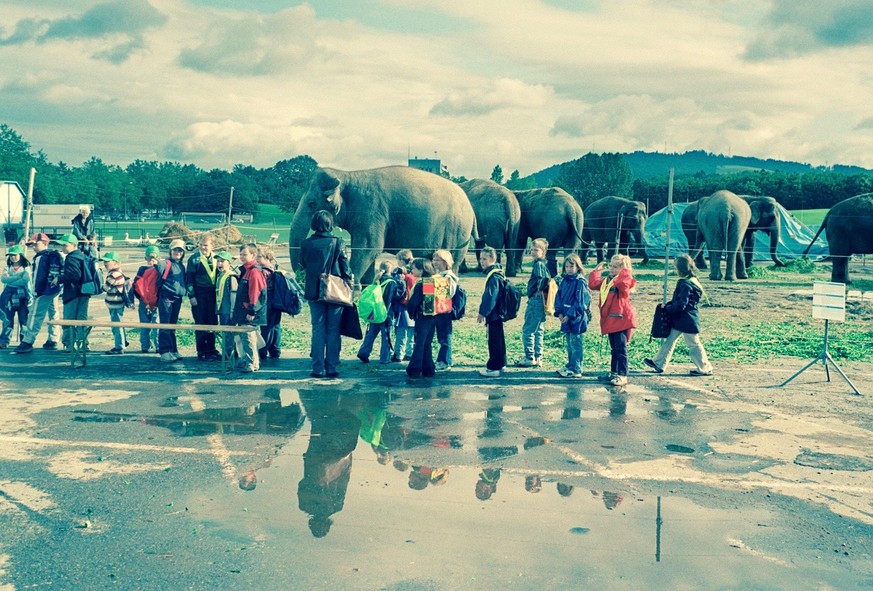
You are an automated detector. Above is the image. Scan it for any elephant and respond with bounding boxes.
[458,179,521,276]
[582,196,649,265]
[512,187,585,276]
[694,190,751,281]
[803,193,873,284]
[288,166,476,285]
[682,195,786,270]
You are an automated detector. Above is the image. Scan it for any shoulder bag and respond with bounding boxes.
[318,237,353,306]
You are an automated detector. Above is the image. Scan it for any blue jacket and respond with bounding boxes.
[664,277,703,334]
[59,249,88,304]
[31,249,62,297]
[479,264,503,323]
[553,274,591,335]
[156,258,187,299]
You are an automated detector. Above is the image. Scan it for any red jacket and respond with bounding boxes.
[588,268,637,338]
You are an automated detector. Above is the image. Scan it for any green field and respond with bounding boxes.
[788,208,828,226]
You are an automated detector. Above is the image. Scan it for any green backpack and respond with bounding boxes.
[357,280,389,324]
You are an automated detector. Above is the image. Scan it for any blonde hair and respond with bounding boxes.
[432,249,454,269]
[531,238,549,252]
[610,254,632,273]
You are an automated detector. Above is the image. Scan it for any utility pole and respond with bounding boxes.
[23,167,36,240]
[226,186,234,226]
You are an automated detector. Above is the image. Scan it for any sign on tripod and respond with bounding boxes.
[812,282,845,322]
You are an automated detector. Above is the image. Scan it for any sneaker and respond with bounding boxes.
[389,357,402,363]
[160,352,176,363]
[608,375,628,386]
[514,356,537,367]
[172,352,183,360]
[0,344,7,350]
[435,361,452,371]
[325,372,340,379]
[42,341,58,350]
[14,342,34,354]
[557,368,581,378]
[105,347,123,355]
[239,365,256,373]
[690,369,713,376]
[643,358,664,373]
[310,372,325,378]
[141,348,152,354]
[402,355,412,362]
[357,353,370,364]
[479,368,501,377]
[597,372,615,382]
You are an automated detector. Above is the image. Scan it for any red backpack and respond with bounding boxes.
[134,261,172,310]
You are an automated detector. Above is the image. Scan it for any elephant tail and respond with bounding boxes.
[802,212,828,256]
[471,216,485,250]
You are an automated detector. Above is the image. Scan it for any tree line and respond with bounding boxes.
[4,122,872,220]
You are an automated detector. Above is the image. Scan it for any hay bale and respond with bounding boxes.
[158,221,245,250]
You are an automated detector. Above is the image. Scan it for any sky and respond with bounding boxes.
[3,0,873,179]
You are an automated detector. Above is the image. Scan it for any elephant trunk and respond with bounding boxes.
[288,206,311,274]
[769,224,786,267]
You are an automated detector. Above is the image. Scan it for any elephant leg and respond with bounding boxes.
[724,250,738,281]
[735,249,748,280]
[352,243,382,286]
[709,251,723,280]
[831,255,850,284]
[596,243,605,263]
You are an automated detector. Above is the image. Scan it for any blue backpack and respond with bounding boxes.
[450,284,467,320]
[270,271,303,316]
[79,254,104,296]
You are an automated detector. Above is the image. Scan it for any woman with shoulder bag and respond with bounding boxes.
[299,210,352,378]
[643,254,713,376]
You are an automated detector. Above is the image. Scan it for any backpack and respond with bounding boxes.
[450,284,467,320]
[486,269,522,322]
[271,271,303,316]
[79,255,104,296]
[358,280,389,324]
[543,278,558,315]
[134,261,171,310]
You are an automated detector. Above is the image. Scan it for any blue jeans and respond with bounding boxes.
[521,295,546,359]
[108,306,126,350]
[359,320,392,363]
[608,330,630,376]
[435,314,452,365]
[62,296,90,349]
[259,306,282,358]
[157,296,182,354]
[309,300,342,374]
[564,331,583,373]
[0,300,28,346]
[137,301,158,351]
[394,326,414,360]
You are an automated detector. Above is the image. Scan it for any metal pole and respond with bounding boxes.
[662,168,674,304]
[23,167,36,241]
[226,186,235,226]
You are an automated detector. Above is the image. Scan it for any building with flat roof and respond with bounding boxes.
[408,158,442,175]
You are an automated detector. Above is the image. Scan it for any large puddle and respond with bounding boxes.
[66,382,873,589]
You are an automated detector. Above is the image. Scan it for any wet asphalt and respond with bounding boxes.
[0,349,871,590]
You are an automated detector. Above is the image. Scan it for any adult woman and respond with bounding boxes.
[644,254,713,376]
[299,210,352,378]
[71,205,97,256]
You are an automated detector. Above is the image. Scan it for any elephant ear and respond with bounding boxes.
[750,200,762,225]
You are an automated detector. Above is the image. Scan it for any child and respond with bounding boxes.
[405,258,438,378]
[515,238,551,367]
[644,254,713,376]
[214,251,238,363]
[431,249,458,370]
[232,244,267,373]
[156,239,188,363]
[357,260,404,364]
[554,254,591,378]
[186,234,221,362]
[254,247,282,360]
[588,254,636,386]
[0,245,32,349]
[132,245,160,353]
[101,251,130,355]
[477,246,506,377]
[391,249,416,362]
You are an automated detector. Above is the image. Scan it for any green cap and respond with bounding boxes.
[55,233,79,246]
[145,245,160,258]
[7,245,25,255]
[100,251,121,262]
[215,251,234,262]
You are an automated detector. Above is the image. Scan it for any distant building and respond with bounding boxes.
[408,158,442,175]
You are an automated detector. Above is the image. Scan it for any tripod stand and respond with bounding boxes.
[780,320,861,396]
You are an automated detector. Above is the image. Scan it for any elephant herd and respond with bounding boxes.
[288,166,873,285]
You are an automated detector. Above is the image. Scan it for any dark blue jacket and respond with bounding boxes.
[156,258,187,299]
[553,274,591,335]
[32,249,62,297]
[664,277,703,334]
[59,249,88,304]
[300,233,352,301]
[479,264,503,323]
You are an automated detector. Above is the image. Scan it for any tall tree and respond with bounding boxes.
[490,164,504,185]
[556,153,633,209]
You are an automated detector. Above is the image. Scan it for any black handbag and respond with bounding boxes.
[650,303,672,339]
[340,304,363,340]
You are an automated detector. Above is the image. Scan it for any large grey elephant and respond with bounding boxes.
[582,196,649,264]
[512,188,584,276]
[694,190,751,281]
[288,166,476,284]
[803,193,873,284]
[682,195,786,270]
[458,179,521,276]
